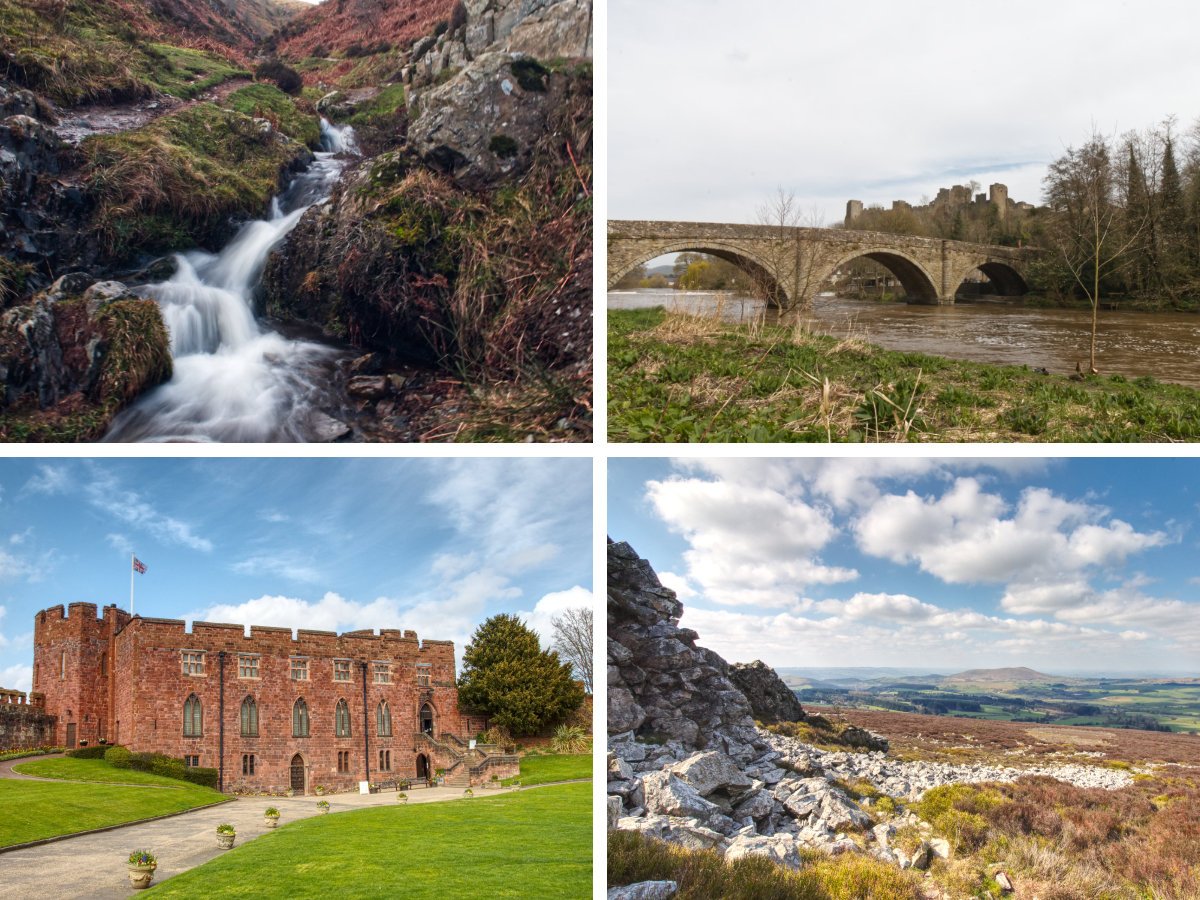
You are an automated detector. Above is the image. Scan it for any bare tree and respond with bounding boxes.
[755,186,826,311]
[1044,130,1147,373]
[551,606,592,693]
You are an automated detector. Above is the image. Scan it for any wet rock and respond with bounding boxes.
[347,375,388,398]
[310,412,352,442]
[82,280,135,316]
[349,352,385,375]
[386,373,407,392]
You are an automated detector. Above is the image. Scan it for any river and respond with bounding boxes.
[608,288,1200,388]
[104,119,360,442]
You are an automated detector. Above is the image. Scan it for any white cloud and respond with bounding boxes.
[8,528,32,546]
[854,479,1166,587]
[84,467,213,553]
[518,586,593,647]
[231,551,324,585]
[23,464,70,496]
[647,476,855,606]
[657,571,697,600]
[0,663,31,693]
[107,533,134,556]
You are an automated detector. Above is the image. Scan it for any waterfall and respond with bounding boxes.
[105,120,359,442]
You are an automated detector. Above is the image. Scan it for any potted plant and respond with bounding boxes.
[216,823,236,850]
[463,788,474,799]
[126,850,157,890]
[397,791,408,804]
[317,799,330,814]
[434,768,445,786]
[264,806,281,828]
[314,785,325,796]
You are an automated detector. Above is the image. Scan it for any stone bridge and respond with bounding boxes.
[608,220,1035,308]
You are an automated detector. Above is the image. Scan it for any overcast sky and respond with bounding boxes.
[610,0,1200,226]
[610,458,1200,675]
[0,458,591,693]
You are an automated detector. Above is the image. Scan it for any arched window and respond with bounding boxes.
[292,698,310,737]
[376,699,392,737]
[241,696,258,737]
[183,694,202,737]
[335,699,351,737]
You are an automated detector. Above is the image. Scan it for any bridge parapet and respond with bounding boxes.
[608,219,1034,307]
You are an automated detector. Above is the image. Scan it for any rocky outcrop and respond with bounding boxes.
[0,277,172,440]
[727,660,806,724]
[606,539,1137,876]
[0,105,94,295]
[608,540,757,751]
[404,0,592,189]
[407,51,568,190]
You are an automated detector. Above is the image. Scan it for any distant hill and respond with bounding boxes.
[271,0,457,58]
[215,0,309,39]
[944,667,1058,684]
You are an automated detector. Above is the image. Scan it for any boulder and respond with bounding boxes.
[347,375,388,398]
[668,751,752,798]
[727,660,805,724]
[607,883,677,900]
[641,772,719,821]
[501,0,592,58]
[407,51,563,190]
[723,833,803,869]
[929,837,951,859]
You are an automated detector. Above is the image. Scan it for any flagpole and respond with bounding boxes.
[130,553,135,615]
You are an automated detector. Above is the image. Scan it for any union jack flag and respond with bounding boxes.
[133,557,147,575]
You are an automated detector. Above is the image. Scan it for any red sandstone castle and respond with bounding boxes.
[27,602,517,793]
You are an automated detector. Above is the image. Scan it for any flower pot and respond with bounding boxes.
[127,864,157,890]
[319,807,329,814]
[264,816,279,828]
[217,832,235,849]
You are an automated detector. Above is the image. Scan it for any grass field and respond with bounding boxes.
[502,753,592,786]
[147,783,591,898]
[12,756,201,787]
[609,307,1200,442]
[0,765,225,847]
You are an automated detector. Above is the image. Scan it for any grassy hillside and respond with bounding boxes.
[271,0,456,60]
[0,0,250,106]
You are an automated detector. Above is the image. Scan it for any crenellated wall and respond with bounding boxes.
[0,688,56,750]
[33,605,469,793]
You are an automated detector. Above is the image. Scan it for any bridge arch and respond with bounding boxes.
[607,240,791,306]
[950,259,1029,298]
[819,248,940,304]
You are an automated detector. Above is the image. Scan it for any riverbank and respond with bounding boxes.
[608,307,1200,442]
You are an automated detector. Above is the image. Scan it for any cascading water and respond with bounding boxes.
[104,119,361,442]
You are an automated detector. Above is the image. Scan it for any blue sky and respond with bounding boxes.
[0,458,592,692]
[610,0,1200,226]
[610,458,1200,675]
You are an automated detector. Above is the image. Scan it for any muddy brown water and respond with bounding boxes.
[609,288,1200,388]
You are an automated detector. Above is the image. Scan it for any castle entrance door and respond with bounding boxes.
[290,754,305,794]
[65,723,76,748]
[416,753,429,781]
[420,703,434,735]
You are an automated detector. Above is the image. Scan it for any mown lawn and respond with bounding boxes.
[0,776,225,847]
[609,307,1200,442]
[147,783,591,898]
[502,752,592,786]
[13,756,195,787]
